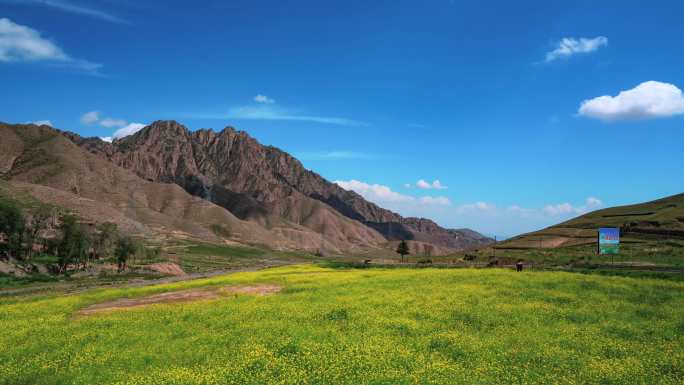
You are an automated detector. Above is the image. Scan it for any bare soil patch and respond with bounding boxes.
[78,284,282,315]
[146,263,187,276]
[221,284,282,296]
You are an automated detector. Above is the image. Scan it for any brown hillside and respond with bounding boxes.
[0,123,386,253]
[67,120,492,251]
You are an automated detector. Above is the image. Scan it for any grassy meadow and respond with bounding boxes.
[1,264,682,384]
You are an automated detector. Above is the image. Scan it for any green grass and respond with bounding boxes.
[0,272,58,287]
[441,239,684,268]
[1,265,682,384]
[163,241,319,273]
[492,192,684,267]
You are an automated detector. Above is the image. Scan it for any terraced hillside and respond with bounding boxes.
[472,193,684,268]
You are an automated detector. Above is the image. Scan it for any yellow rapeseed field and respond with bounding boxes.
[1,264,682,384]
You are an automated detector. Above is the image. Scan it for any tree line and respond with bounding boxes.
[0,200,150,274]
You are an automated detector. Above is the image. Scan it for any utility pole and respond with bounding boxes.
[493,235,496,258]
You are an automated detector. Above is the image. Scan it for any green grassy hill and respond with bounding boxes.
[504,192,684,249]
[484,193,684,267]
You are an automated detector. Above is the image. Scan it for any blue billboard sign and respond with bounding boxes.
[598,227,620,255]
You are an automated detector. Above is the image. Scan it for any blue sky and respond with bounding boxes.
[1,0,683,237]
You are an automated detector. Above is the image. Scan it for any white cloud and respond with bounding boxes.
[29,120,52,126]
[254,94,275,104]
[79,111,145,140]
[578,81,684,121]
[416,179,431,189]
[420,196,451,206]
[543,203,576,216]
[112,123,146,140]
[81,111,131,129]
[100,118,127,128]
[81,111,100,125]
[416,179,448,190]
[332,179,606,238]
[543,197,603,216]
[403,183,412,188]
[457,201,496,214]
[1,0,127,24]
[545,36,608,62]
[334,179,451,208]
[334,180,414,204]
[586,197,602,207]
[0,18,101,73]
[0,17,69,62]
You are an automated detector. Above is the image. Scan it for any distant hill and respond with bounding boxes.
[500,193,684,250]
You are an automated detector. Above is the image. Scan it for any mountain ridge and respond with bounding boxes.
[1,122,389,253]
[65,120,492,251]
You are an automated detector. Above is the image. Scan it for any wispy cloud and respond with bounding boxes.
[1,0,128,24]
[80,110,145,139]
[578,81,684,121]
[197,97,368,127]
[81,111,128,128]
[80,111,100,124]
[226,105,367,126]
[254,94,275,104]
[0,18,102,74]
[545,36,607,62]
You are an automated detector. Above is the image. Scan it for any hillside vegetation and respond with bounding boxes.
[466,193,684,268]
[1,265,682,384]
[503,192,684,249]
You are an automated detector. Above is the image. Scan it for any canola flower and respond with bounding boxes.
[0,264,682,384]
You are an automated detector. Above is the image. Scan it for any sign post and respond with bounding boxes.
[598,227,620,264]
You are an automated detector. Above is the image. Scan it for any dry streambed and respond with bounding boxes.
[78,284,282,315]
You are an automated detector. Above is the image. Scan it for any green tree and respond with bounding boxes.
[94,222,119,260]
[56,214,91,274]
[115,236,137,272]
[396,240,410,263]
[24,206,54,260]
[0,201,25,259]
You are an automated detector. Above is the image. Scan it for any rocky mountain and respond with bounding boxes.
[66,120,493,251]
[1,122,386,253]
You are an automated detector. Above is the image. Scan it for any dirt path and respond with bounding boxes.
[78,284,282,315]
[0,259,293,298]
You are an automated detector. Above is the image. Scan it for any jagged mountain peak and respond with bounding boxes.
[56,120,493,252]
